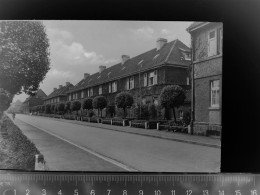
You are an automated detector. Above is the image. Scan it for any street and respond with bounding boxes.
[14,114,220,172]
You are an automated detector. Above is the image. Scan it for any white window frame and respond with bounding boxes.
[154,70,158,85]
[130,76,134,89]
[112,81,117,92]
[144,73,147,86]
[75,93,78,100]
[219,28,223,54]
[210,80,220,108]
[81,91,84,99]
[109,83,111,93]
[148,71,154,86]
[208,29,217,57]
[87,89,89,97]
[90,88,93,96]
[187,77,190,85]
[126,78,129,90]
[99,85,102,95]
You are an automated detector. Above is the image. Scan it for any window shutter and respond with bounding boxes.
[115,81,117,92]
[109,83,111,93]
[144,73,147,86]
[154,70,157,84]
[126,78,129,90]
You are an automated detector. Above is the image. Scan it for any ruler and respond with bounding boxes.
[0,172,258,195]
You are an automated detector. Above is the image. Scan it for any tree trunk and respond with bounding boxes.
[98,109,100,117]
[173,107,176,122]
[123,108,126,119]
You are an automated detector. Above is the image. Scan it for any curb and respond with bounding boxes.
[30,115,221,149]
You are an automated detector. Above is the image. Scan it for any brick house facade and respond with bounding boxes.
[187,22,222,135]
[22,89,47,113]
[67,38,191,119]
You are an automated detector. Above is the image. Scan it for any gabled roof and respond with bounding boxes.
[45,83,74,100]
[23,89,47,104]
[68,39,190,93]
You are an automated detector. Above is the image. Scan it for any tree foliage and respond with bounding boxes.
[71,101,81,112]
[115,92,134,118]
[93,96,107,117]
[65,101,71,113]
[51,104,55,114]
[0,88,13,116]
[45,104,51,114]
[82,98,93,110]
[159,85,186,121]
[0,21,50,95]
[58,103,65,114]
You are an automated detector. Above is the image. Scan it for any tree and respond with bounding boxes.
[115,92,134,118]
[51,105,55,114]
[65,101,71,114]
[57,103,65,115]
[148,103,157,120]
[0,88,13,117]
[0,21,50,96]
[82,98,93,111]
[45,104,51,114]
[159,85,186,121]
[106,103,115,118]
[71,101,81,116]
[93,96,107,117]
[41,105,45,113]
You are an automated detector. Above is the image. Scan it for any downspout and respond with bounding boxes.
[190,36,195,135]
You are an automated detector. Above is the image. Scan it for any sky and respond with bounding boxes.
[12,20,193,102]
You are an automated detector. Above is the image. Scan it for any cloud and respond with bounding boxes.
[47,28,118,66]
[160,29,176,40]
[131,26,155,40]
[47,69,75,78]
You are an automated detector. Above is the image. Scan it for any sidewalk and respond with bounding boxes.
[11,117,126,171]
[33,115,221,149]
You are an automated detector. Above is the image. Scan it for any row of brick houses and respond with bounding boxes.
[187,22,222,134]
[22,22,222,135]
[22,89,47,113]
[43,38,192,119]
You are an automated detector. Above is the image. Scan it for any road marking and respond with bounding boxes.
[18,116,138,172]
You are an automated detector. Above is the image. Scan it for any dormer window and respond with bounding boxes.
[153,54,160,60]
[138,60,144,65]
[183,52,191,60]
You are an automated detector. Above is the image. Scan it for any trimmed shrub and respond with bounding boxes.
[159,85,186,121]
[106,104,115,118]
[148,104,157,120]
[115,92,134,118]
[71,101,81,115]
[82,98,93,111]
[93,96,107,118]
[45,104,51,114]
[65,101,71,114]
[58,103,65,115]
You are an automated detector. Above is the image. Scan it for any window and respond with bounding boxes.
[219,28,223,54]
[87,89,89,97]
[187,77,190,85]
[126,78,129,90]
[112,81,117,92]
[210,80,220,107]
[208,29,217,57]
[179,111,184,120]
[99,85,102,95]
[90,88,93,96]
[75,93,78,100]
[81,91,84,99]
[130,76,134,89]
[148,70,157,86]
[109,83,111,93]
[144,73,147,86]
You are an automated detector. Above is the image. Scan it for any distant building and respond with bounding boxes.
[187,22,222,135]
[67,38,191,119]
[43,82,74,106]
[22,89,47,113]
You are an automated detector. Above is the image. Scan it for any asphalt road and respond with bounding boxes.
[14,114,220,172]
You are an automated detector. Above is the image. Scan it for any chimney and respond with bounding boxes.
[84,73,90,79]
[156,38,167,50]
[121,55,130,65]
[66,82,70,86]
[53,88,57,91]
[99,65,106,73]
[59,85,63,89]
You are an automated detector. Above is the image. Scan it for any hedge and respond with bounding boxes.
[0,115,43,170]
